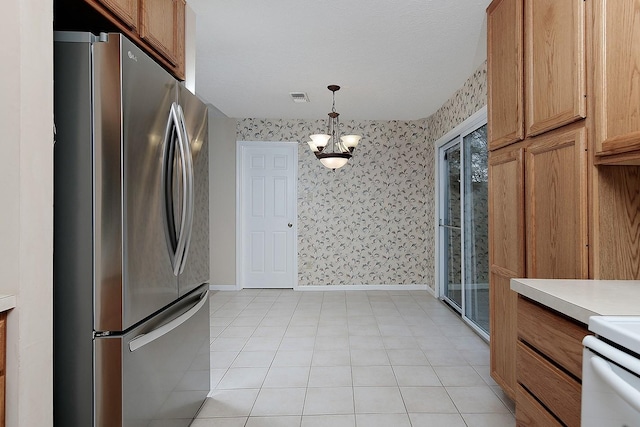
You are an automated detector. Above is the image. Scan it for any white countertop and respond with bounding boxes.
[510,279,640,324]
[0,294,16,313]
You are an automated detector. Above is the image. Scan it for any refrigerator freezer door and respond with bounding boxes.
[177,85,210,296]
[95,285,210,427]
[92,33,181,331]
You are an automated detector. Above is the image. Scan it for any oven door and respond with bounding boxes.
[582,335,640,427]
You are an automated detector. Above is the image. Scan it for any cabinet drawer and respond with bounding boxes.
[518,296,587,379]
[516,384,562,427]
[517,341,581,427]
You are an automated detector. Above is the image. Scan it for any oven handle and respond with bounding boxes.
[591,356,640,412]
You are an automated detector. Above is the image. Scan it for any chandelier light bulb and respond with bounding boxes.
[306,140,319,153]
[310,134,331,149]
[340,135,361,152]
[319,155,350,169]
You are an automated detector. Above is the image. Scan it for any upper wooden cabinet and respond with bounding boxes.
[140,0,185,68]
[487,0,524,150]
[525,0,586,137]
[56,0,186,80]
[95,0,138,29]
[593,0,640,160]
[525,124,589,279]
[487,0,586,150]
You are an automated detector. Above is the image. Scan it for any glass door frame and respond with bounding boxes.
[439,139,463,311]
[435,106,488,340]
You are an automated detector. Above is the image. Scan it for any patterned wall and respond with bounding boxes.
[236,61,487,289]
[237,118,431,286]
[423,61,487,289]
[425,62,487,143]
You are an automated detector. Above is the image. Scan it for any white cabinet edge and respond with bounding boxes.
[511,278,640,325]
[0,295,17,313]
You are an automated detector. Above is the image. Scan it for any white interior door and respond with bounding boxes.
[238,141,297,289]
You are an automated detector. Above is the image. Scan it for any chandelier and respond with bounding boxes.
[306,85,361,169]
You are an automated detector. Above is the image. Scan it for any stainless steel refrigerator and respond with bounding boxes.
[53,31,210,427]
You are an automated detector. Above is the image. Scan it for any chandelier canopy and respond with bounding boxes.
[306,85,361,170]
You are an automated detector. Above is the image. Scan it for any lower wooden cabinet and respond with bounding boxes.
[515,384,563,427]
[516,296,588,427]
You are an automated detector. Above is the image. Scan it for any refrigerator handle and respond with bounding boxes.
[176,104,195,274]
[161,103,178,271]
[128,290,208,352]
[161,102,190,276]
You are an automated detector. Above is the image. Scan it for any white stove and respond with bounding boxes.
[582,316,640,427]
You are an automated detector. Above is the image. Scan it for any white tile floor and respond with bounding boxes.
[192,289,515,427]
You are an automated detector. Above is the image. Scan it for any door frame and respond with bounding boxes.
[438,138,463,309]
[434,106,488,338]
[236,141,299,290]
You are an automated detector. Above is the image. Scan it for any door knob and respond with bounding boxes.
[288,223,293,228]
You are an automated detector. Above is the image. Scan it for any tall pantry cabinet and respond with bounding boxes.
[487,0,587,399]
[487,0,640,407]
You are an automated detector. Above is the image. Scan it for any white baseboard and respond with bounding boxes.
[424,285,436,298]
[212,283,438,297]
[296,284,434,293]
[209,284,238,291]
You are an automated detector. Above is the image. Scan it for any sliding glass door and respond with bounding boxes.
[462,125,489,333]
[438,120,489,337]
[440,143,463,309]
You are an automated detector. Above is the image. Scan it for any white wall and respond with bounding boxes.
[0,0,54,425]
[184,4,197,93]
[209,115,238,288]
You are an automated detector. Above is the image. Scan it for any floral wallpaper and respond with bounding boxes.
[236,61,487,290]
[423,61,488,289]
[426,61,487,143]
[237,118,431,286]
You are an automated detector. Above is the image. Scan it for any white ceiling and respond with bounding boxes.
[188,0,490,121]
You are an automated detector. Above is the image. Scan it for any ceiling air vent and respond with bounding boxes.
[290,92,310,103]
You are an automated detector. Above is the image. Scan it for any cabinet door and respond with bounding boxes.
[140,0,184,67]
[92,0,138,29]
[525,124,588,278]
[487,0,524,150]
[488,145,525,399]
[525,0,586,136]
[593,0,640,156]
